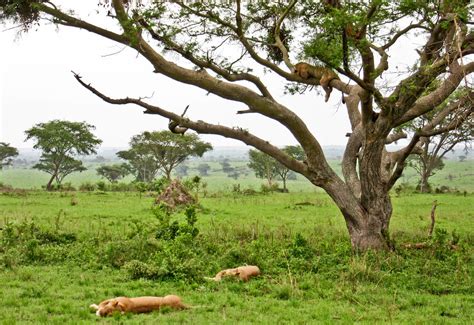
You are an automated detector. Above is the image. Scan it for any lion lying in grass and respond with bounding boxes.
[90,295,187,317]
[205,265,260,282]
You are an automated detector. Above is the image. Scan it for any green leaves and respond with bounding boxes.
[118,130,213,182]
[96,164,130,183]
[24,120,101,189]
[0,142,18,169]
[0,0,45,28]
[25,120,101,156]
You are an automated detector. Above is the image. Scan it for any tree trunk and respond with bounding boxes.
[165,169,172,180]
[419,171,430,193]
[46,174,56,191]
[323,169,392,251]
[347,195,392,251]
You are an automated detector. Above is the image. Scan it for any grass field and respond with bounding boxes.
[1,159,473,192]
[0,187,473,324]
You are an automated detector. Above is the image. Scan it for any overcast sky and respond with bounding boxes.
[0,2,416,150]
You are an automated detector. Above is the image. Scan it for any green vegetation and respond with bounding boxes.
[2,158,473,193]
[0,188,472,323]
[117,131,212,182]
[25,120,102,190]
[0,142,18,169]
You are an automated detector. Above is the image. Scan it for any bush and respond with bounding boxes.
[110,182,135,192]
[96,181,108,191]
[148,177,169,192]
[154,204,199,240]
[260,183,280,194]
[0,221,77,267]
[124,233,205,281]
[79,182,96,191]
[393,182,416,196]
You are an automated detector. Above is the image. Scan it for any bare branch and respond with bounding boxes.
[387,134,421,189]
[381,23,428,51]
[72,72,308,175]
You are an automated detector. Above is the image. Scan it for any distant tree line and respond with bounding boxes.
[1,118,472,193]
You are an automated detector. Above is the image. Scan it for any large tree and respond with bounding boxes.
[118,131,212,181]
[2,0,473,250]
[0,142,18,169]
[25,120,102,190]
[248,149,279,187]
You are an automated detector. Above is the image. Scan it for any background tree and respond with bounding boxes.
[197,163,211,177]
[3,0,473,250]
[219,159,234,174]
[25,120,102,190]
[96,164,130,183]
[275,145,306,192]
[404,89,473,192]
[118,131,212,181]
[0,142,18,169]
[117,144,158,183]
[248,149,279,186]
[175,164,189,178]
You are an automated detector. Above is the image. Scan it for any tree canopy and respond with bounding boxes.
[2,0,473,250]
[118,131,212,181]
[25,120,102,190]
[96,164,130,183]
[248,149,279,186]
[0,142,18,169]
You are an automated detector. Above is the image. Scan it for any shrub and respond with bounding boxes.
[96,181,108,191]
[110,182,135,192]
[79,182,96,191]
[148,177,169,192]
[260,183,280,194]
[154,204,199,240]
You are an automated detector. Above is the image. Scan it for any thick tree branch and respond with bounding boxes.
[36,3,128,45]
[175,0,352,99]
[385,132,407,144]
[395,62,474,126]
[72,72,308,176]
[137,17,274,99]
[387,134,421,189]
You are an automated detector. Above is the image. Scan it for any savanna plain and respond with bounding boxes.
[0,160,473,324]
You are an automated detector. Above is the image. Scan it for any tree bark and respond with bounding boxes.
[338,193,391,251]
[313,179,390,251]
[46,174,56,191]
[419,172,431,193]
[165,169,172,180]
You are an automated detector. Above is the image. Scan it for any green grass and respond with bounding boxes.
[2,159,473,192]
[0,189,473,324]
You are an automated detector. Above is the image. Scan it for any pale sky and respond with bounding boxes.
[0,2,416,150]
